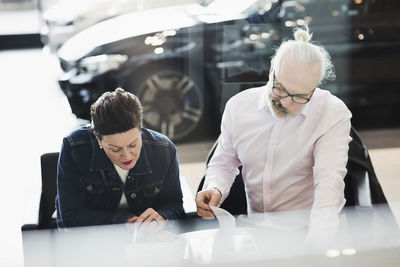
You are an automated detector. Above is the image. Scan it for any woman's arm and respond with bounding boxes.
[153,141,184,220]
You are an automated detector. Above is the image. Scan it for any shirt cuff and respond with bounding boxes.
[204,182,229,203]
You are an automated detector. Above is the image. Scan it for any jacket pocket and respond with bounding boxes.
[81,177,107,208]
[142,181,163,197]
[124,180,164,213]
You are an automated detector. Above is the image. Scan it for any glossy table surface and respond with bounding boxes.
[22,204,400,267]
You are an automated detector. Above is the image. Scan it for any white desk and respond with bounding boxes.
[22,204,400,267]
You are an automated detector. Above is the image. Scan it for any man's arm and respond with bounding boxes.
[311,115,352,225]
[196,100,242,218]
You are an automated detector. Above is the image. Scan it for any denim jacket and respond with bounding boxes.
[56,127,184,227]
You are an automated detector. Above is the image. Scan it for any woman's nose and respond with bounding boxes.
[121,148,132,160]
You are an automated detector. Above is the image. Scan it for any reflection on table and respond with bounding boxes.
[22,203,400,267]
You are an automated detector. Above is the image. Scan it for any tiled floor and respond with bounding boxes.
[1,48,399,266]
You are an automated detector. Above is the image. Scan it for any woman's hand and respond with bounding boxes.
[127,208,166,232]
[127,208,165,223]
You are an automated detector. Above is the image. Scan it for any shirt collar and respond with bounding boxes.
[257,70,274,112]
[298,87,319,118]
[256,84,269,111]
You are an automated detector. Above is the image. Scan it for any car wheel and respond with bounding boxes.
[134,68,204,141]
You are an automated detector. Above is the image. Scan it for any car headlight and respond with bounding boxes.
[79,54,128,75]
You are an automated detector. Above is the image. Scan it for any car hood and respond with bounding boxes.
[58,4,206,62]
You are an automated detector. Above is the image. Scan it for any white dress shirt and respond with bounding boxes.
[203,82,352,218]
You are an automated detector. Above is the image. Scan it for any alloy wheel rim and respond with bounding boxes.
[137,70,203,140]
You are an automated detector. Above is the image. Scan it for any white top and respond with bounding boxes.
[114,164,129,209]
[203,83,352,221]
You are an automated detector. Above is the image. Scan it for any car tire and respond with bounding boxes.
[129,64,210,142]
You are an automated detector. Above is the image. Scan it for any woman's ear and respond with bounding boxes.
[96,137,103,149]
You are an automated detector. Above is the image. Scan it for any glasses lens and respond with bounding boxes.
[272,87,287,97]
[292,96,308,104]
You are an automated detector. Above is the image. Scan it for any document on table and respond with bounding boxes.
[210,206,235,232]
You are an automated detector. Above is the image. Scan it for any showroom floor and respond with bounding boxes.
[1,48,399,266]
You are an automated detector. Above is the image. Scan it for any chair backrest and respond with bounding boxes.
[344,127,387,206]
[38,152,59,228]
[197,127,388,215]
[197,138,247,214]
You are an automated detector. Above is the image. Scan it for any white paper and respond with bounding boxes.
[210,206,236,232]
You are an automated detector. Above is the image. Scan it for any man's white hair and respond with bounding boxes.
[272,26,335,85]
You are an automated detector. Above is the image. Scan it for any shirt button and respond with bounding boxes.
[130,193,137,199]
[154,187,160,193]
[87,185,93,191]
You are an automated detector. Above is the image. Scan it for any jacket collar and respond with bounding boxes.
[131,144,152,176]
[89,130,152,175]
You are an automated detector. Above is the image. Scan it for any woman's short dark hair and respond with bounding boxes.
[90,88,143,139]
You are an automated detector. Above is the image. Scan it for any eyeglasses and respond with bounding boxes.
[272,74,315,104]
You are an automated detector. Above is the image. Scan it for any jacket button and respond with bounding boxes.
[127,175,131,180]
[87,185,93,191]
[130,193,136,198]
[154,187,160,193]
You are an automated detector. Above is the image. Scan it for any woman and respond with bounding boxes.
[56,88,184,227]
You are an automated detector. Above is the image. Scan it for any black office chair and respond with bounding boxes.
[344,128,387,206]
[21,152,59,231]
[197,127,388,215]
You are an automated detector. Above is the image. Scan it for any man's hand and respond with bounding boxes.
[195,188,222,219]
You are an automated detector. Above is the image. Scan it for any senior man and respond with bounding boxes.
[196,27,352,224]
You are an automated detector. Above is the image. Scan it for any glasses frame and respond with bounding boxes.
[271,73,315,104]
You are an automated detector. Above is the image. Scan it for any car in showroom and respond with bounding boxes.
[57,0,400,141]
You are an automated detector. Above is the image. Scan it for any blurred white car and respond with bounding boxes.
[40,0,141,52]
[41,0,196,52]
